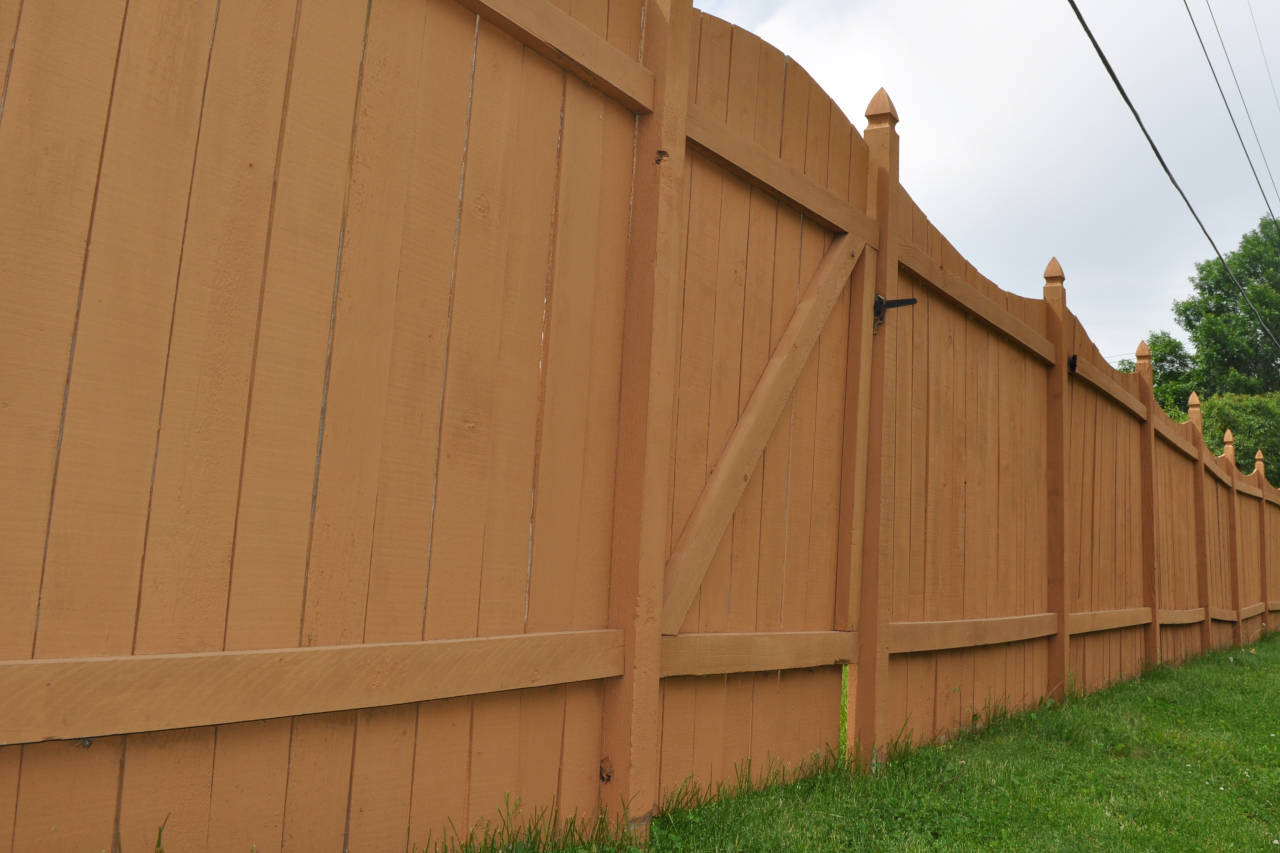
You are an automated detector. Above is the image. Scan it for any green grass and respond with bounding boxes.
[648,635,1280,851]
[436,633,1280,851]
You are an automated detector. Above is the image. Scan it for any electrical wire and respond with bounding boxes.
[1188,0,1280,237]
[1246,0,1280,131]
[1063,0,1280,354]
[1206,0,1280,211]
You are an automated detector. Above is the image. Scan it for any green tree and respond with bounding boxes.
[1135,216,1280,480]
[1117,331,1196,417]
[1172,215,1280,397]
[1199,392,1280,488]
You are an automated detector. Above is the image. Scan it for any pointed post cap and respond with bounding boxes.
[1223,429,1235,463]
[1043,257,1065,304]
[1188,391,1201,408]
[1224,428,1233,444]
[1187,391,1202,431]
[1256,449,1266,478]
[1135,340,1152,380]
[865,87,899,128]
[1257,449,1264,461]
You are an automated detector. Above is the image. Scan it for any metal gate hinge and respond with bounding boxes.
[872,294,918,333]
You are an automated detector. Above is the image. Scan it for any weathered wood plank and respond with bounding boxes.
[1070,359,1145,421]
[1067,607,1152,636]
[0,630,624,746]
[1153,417,1199,461]
[660,631,857,677]
[898,241,1055,364]
[685,108,876,243]
[885,613,1057,654]
[454,0,654,112]
[1240,602,1265,619]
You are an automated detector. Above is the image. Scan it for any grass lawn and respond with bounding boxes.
[644,633,1280,851]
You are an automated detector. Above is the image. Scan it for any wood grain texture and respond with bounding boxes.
[1070,358,1146,421]
[454,0,653,111]
[661,236,863,635]
[660,631,857,676]
[0,631,623,745]
[601,0,693,820]
[1067,607,1152,636]
[1240,602,1265,619]
[885,613,1057,654]
[897,241,1054,364]
[685,108,876,242]
[1162,604,1208,625]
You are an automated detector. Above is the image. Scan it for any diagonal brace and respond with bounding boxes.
[661,233,866,635]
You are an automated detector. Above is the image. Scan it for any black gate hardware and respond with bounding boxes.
[872,294,918,333]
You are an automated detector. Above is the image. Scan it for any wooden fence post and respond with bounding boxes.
[852,87,898,763]
[1188,392,1213,651]
[1257,451,1269,636]
[1042,258,1070,699]
[1135,341,1161,667]
[602,0,693,829]
[1224,430,1244,647]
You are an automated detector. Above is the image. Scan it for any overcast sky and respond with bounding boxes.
[693,0,1280,366]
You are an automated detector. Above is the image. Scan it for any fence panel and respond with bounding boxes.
[655,11,868,797]
[6,2,1280,849]
[875,189,1052,747]
[1063,323,1147,694]
[1153,427,1205,664]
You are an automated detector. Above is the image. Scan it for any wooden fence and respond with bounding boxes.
[0,0,1274,850]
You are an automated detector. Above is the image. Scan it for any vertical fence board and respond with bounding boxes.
[0,0,127,665]
[119,2,297,845]
[282,0,436,844]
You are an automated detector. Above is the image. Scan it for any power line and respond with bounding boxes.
[1246,0,1280,130]
[1189,0,1280,234]
[1062,0,1280,354]
[1206,0,1280,210]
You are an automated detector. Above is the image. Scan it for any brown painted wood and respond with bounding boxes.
[1135,344,1161,666]
[685,108,877,242]
[660,631,857,677]
[1236,480,1263,499]
[885,613,1058,654]
[1240,602,1266,619]
[1154,417,1199,461]
[1259,466,1271,634]
[1043,261,1070,701]
[453,0,654,112]
[602,0,693,828]
[1070,359,1146,421]
[1158,607,1207,625]
[661,236,864,635]
[853,87,898,764]
[1225,460,1245,646]
[1209,607,1239,622]
[1189,397,1215,651]
[1067,607,1153,636]
[0,631,623,746]
[898,241,1055,364]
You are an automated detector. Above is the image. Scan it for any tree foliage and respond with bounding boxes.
[1175,217,1280,395]
[1135,216,1280,483]
[1200,393,1280,487]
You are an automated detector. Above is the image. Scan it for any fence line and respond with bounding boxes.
[0,1,1276,850]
